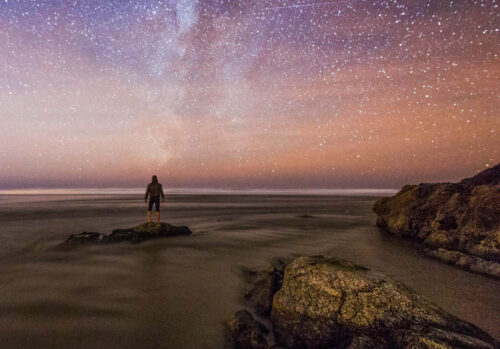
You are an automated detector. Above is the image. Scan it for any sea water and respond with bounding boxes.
[0,193,498,348]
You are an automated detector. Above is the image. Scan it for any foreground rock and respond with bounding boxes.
[65,222,192,245]
[228,256,499,349]
[225,310,269,349]
[245,259,286,315]
[373,164,500,278]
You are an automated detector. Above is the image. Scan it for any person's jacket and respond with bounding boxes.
[145,182,165,199]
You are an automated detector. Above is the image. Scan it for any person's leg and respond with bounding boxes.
[155,197,160,223]
[147,197,154,223]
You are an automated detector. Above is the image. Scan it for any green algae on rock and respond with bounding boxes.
[373,164,500,278]
[66,222,192,245]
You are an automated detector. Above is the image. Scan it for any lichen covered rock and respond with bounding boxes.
[66,222,192,245]
[373,164,500,277]
[270,256,499,349]
[424,248,500,278]
[228,256,499,348]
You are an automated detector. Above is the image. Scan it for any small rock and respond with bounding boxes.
[65,222,192,245]
[245,260,286,315]
[226,310,269,349]
[425,248,500,278]
[65,231,104,245]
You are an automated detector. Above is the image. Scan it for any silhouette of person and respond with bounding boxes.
[144,175,165,223]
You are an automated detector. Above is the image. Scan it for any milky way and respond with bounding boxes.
[0,0,498,189]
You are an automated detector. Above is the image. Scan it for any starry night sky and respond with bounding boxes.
[0,0,498,189]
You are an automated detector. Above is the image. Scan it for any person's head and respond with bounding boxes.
[152,175,158,183]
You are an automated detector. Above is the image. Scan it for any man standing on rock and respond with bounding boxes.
[144,175,165,223]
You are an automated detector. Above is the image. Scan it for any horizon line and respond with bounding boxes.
[0,187,399,196]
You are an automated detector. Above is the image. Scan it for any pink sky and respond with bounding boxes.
[0,1,498,189]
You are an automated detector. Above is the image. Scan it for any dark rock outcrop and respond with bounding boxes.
[245,260,286,315]
[225,310,269,349]
[373,164,500,278]
[228,256,499,349]
[65,222,192,245]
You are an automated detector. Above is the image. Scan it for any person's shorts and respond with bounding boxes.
[148,196,160,211]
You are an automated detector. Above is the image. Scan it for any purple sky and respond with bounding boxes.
[0,0,498,189]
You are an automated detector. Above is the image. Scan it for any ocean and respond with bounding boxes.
[0,193,498,348]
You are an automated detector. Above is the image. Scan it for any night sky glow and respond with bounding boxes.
[0,0,499,189]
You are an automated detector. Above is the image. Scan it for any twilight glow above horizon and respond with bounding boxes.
[0,0,498,189]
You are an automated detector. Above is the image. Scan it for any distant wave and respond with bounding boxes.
[0,188,397,196]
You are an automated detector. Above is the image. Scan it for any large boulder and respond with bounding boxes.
[373,164,500,278]
[228,256,499,348]
[65,222,192,245]
[270,256,499,349]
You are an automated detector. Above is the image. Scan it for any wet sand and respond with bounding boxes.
[0,194,499,348]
